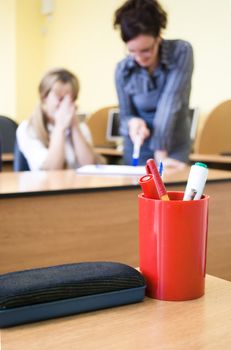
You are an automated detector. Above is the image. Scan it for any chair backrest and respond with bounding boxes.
[13,139,30,171]
[189,107,200,142]
[194,100,231,154]
[87,106,118,147]
[189,107,200,152]
[0,115,18,153]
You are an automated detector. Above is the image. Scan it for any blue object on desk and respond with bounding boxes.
[132,158,139,166]
[158,161,163,177]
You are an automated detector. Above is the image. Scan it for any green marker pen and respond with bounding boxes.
[183,162,208,200]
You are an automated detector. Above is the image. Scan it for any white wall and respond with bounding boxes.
[162,0,231,114]
[41,0,231,116]
[0,0,16,119]
[1,0,231,121]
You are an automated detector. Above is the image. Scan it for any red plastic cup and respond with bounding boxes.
[138,191,209,301]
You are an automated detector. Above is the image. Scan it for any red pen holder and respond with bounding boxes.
[139,191,209,301]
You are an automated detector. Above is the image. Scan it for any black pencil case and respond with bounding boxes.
[0,262,146,328]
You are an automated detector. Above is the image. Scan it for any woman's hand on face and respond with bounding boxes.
[54,95,76,131]
[128,117,150,144]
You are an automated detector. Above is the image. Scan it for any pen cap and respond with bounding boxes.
[183,162,208,200]
[138,175,159,199]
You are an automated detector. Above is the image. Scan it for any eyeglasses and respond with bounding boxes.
[127,40,157,58]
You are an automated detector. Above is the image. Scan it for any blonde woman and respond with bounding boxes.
[17,68,100,170]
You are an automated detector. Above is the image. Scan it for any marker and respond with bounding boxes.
[158,161,163,178]
[146,159,169,201]
[138,174,159,199]
[132,135,141,166]
[183,162,208,200]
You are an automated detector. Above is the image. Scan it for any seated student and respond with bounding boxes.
[17,68,101,170]
[114,0,194,168]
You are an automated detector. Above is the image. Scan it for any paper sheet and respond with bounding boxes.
[76,164,146,176]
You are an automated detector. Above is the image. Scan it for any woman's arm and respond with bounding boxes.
[71,117,99,166]
[41,125,67,169]
[41,96,75,170]
[115,63,149,144]
[151,41,194,152]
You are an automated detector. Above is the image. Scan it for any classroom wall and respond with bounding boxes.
[161,0,231,118]
[0,0,231,122]
[42,0,124,115]
[0,0,16,119]
[15,0,44,121]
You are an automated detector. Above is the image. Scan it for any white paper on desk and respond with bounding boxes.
[76,165,146,176]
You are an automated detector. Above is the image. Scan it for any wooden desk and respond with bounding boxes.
[1,153,14,172]
[0,167,230,195]
[0,169,231,282]
[1,275,230,349]
[2,153,14,162]
[94,147,123,157]
[190,153,231,170]
[94,147,123,164]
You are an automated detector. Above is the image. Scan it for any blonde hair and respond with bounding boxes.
[29,68,80,146]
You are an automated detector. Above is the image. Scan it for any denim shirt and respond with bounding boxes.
[115,39,194,163]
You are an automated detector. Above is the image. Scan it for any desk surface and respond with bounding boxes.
[0,167,231,196]
[94,147,123,156]
[190,153,231,164]
[2,153,14,162]
[1,275,230,349]
[1,169,231,280]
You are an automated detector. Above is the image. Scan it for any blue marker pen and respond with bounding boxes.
[132,136,141,166]
[158,161,163,177]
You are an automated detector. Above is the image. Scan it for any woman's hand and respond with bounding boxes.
[154,150,168,164]
[128,117,150,144]
[162,158,186,170]
[54,95,76,131]
[154,150,186,170]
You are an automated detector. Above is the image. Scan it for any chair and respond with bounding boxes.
[87,106,118,148]
[189,107,200,142]
[0,115,18,153]
[13,139,30,171]
[194,100,231,154]
[0,115,18,171]
[188,107,200,152]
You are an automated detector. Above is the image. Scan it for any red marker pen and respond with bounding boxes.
[146,159,169,201]
[139,174,159,199]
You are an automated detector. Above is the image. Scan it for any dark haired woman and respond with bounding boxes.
[114,0,193,168]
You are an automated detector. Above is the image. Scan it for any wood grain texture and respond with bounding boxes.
[0,181,231,281]
[1,275,231,350]
[190,153,231,164]
[0,168,231,195]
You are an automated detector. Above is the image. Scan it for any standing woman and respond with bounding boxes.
[114,0,194,167]
[17,68,100,170]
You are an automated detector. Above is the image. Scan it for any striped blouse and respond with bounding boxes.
[115,39,194,163]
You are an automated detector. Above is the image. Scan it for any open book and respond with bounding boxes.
[76,164,146,176]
